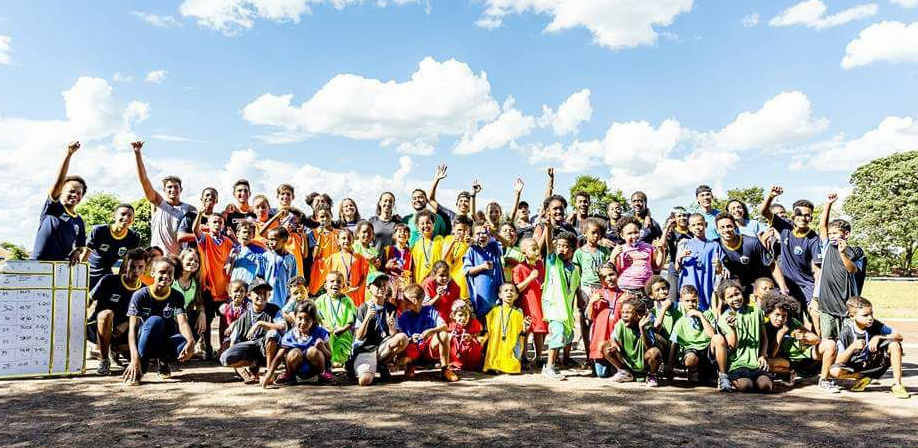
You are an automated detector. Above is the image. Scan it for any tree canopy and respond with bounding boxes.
[74,193,152,248]
[568,175,627,217]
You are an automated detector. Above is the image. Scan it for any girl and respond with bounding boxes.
[645,275,680,377]
[605,298,663,387]
[383,224,413,311]
[715,279,771,393]
[172,249,208,356]
[218,279,250,353]
[448,300,485,371]
[410,210,444,284]
[327,229,370,306]
[663,207,692,301]
[352,220,381,272]
[727,199,762,238]
[421,261,461,323]
[611,216,665,296]
[140,246,165,286]
[499,222,523,283]
[336,197,361,232]
[442,215,472,302]
[587,263,624,377]
[315,272,358,366]
[513,238,547,367]
[483,283,530,374]
[263,301,334,387]
[307,204,340,296]
[573,218,610,361]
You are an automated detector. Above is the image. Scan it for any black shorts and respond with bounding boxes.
[86,319,130,347]
[681,347,715,377]
[219,339,269,366]
[728,367,770,381]
[833,351,891,380]
[790,357,821,378]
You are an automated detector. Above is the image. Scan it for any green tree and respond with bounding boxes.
[568,175,627,217]
[0,242,29,260]
[711,186,765,219]
[845,150,918,276]
[132,198,153,247]
[75,193,123,228]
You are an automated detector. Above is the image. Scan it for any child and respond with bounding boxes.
[228,221,266,284]
[282,276,310,325]
[349,271,410,386]
[193,209,235,353]
[499,222,523,283]
[442,215,472,302]
[263,227,298,308]
[513,238,547,367]
[816,192,866,341]
[172,249,207,350]
[604,298,663,387]
[141,246,165,286]
[541,228,581,380]
[251,195,273,238]
[669,285,721,384]
[89,248,147,375]
[353,220,381,272]
[218,280,251,353]
[573,218,611,359]
[716,280,772,393]
[275,183,295,212]
[587,263,624,377]
[307,204,340,296]
[645,275,681,377]
[483,283,530,374]
[86,203,141,290]
[219,279,286,384]
[422,261,461,323]
[751,277,775,308]
[830,297,909,399]
[463,223,504,320]
[612,216,665,296]
[260,208,307,277]
[396,285,458,382]
[314,272,357,366]
[760,290,839,393]
[337,197,361,232]
[263,301,334,387]
[382,224,413,310]
[448,300,485,372]
[410,210,445,284]
[675,213,720,311]
[327,229,370,306]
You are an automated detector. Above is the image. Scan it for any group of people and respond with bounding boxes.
[31,140,909,399]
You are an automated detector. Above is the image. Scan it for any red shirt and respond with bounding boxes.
[421,276,460,323]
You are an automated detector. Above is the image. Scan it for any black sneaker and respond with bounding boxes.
[158,360,172,379]
[378,364,392,382]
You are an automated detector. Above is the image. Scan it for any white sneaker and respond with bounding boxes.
[717,373,734,392]
[818,378,840,394]
[542,365,567,381]
[609,370,634,383]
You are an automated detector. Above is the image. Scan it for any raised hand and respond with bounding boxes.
[131,141,144,153]
[513,178,524,193]
[435,164,448,181]
[547,167,555,179]
[768,185,784,199]
[67,141,81,154]
[827,192,838,204]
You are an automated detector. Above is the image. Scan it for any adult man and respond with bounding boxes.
[716,213,788,298]
[626,191,662,245]
[404,165,449,245]
[760,186,821,313]
[224,179,257,231]
[133,141,195,256]
[32,141,87,262]
[695,185,721,241]
[568,191,592,236]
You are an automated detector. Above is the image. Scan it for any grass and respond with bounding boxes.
[861,279,918,318]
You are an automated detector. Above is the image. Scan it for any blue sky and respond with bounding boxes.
[1,0,917,247]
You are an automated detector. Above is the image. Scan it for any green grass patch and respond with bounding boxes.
[861,280,918,319]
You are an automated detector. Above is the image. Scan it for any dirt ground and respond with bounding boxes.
[2,322,917,448]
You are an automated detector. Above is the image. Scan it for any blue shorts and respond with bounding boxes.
[297,361,319,379]
[547,321,573,349]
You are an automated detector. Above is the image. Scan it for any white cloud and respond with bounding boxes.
[112,72,133,82]
[742,12,759,27]
[178,0,421,33]
[145,70,169,84]
[151,133,203,143]
[0,33,11,65]
[539,88,592,136]
[452,97,535,155]
[769,0,877,30]
[842,21,918,69]
[713,91,828,150]
[131,11,183,28]
[477,0,694,50]
[890,0,918,7]
[793,114,918,171]
[610,148,739,200]
[242,57,500,155]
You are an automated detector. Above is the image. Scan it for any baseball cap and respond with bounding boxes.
[248,278,273,293]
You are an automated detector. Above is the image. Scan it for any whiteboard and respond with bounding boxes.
[0,261,87,379]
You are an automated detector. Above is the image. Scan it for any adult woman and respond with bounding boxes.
[727,199,762,238]
[368,192,402,251]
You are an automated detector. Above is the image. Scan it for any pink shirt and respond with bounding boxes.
[615,242,655,290]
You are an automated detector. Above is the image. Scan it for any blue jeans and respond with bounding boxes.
[137,316,187,372]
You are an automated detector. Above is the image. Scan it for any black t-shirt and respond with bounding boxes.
[86,225,141,283]
[127,287,186,335]
[90,274,142,324]
[837,320,894,364]
[818,243,865,317]
[352,302,400,354]
[719,235,773,288]
[225,210,257,232]
[231,303,283,344]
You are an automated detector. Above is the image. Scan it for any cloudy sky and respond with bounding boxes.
[1,1,917,247]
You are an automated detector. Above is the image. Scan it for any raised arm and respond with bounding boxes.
[427,164,447,212]
[760,185,783,222]
[132,141,162,205]
[50,142,80,199]
[508,178,524,224]
[470,180,481,217]
[544,167,555,202]
[819,192,837,241]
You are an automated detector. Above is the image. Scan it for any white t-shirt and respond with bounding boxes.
[151,197,195,256]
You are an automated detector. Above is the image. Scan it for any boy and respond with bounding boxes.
[669,285,720,384]
[87,248,146,375]
[260,207,308,277]
[314,272,358,365]
[541,227,581,380]
[133,141,195,257]
[122,259,196,385]
[396,284,458,382]
[275,183,296,212]
[224,179,256,231]
[86,203,141,289]
[33,141,87,262]
[281,276,310,325]
[307,204,339,296]
[228,221,266,285]
[219,279,287,384]
[695,185,720,241]
[675,213,720,311]
[443,215,472,302]
[349,271,410,386]
[751,277,776,308]
[463,223,504,320]
[263,227,297,308]
[716,280,772,393]
[605,298,663,387]
[760,186,821,313]
[716,213,788,299]
[816,192,866,341]
[830,297,909,398]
